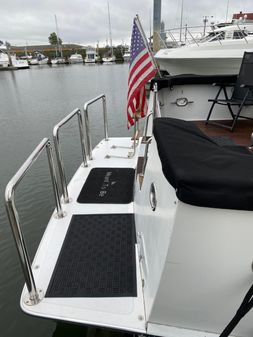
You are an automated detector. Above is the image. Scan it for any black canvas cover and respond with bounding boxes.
[150,74,238,91]
[153,118,253,210]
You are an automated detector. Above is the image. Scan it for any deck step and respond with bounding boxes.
[46,213,137,298]
[77,168,135,204]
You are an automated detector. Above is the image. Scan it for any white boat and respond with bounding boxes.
[155,23,253,75]
[11,55,29,69]
[5,52,253,337]
[30,53,48,65]
[85,49,99,63]
[69,53,83,63]
[29,57,39,65]
[0,48,9,68]
[0,48,29,69]
[38,53,49,65]
[123,50,130,62]
[102,55,116,63]
[51,57,66,65]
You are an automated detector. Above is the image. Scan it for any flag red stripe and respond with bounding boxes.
[128,61,155,98]
[128,52,150,84]
[128,68,156,104]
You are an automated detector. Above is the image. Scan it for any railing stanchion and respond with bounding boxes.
[84,94,108,160]
[53,108,88,204]
[5,138,64,305]
[46,141,65,217]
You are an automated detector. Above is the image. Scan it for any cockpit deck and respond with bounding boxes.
[195,119,253,146]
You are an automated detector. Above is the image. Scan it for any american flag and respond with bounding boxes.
[127,17,157,128]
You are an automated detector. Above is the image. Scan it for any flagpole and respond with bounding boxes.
[135,14,162,78]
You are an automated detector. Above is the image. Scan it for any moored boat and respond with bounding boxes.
[69,53,83,63]
[30,52,48,65]
[51,57,66,65]
[85,48,99,63]
[155,15,253,75]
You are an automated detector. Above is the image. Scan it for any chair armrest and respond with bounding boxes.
[240,84,253,90]
[212,82,235,87]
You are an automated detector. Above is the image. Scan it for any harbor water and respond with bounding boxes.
[0,63,134,337]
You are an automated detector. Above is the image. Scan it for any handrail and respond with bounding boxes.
[186,27,199,46]
[139,137,152,180]
[143,112,153,143]
[5,138,64,305]
[143,83,160,142]
[84,94,108,160]
[53,108,88,204]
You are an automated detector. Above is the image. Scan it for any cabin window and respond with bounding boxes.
[233,30,247,39]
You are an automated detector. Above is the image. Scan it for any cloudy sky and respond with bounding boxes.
[1,0,253,47]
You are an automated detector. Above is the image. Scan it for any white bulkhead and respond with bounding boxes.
[135,137,253,337]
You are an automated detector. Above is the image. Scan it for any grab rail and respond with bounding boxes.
[53,108,88,204]
[84,94,108,160]
[143,83,159,142]
[5,138,64,305]
[139,137,152,189]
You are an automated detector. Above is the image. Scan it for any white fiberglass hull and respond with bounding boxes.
[12,58,29,69]
[51,58,65,65]
[155,38,253,75]
[38,58,48,65]
[157,56,242,75]
[102,56,116,63]
[0,52,9,68]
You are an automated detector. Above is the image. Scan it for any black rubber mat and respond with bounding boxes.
[77,168,135,204]
[46,214,137,298]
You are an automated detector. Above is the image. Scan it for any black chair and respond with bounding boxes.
[206,52,253,131]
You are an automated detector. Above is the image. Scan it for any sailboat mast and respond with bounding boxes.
[107,2,113,56]
[54,14,63,58]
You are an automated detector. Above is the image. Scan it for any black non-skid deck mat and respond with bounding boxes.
[77,168,135,204]
[46,214,137,298]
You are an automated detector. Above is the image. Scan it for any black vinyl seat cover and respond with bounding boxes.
[153,118,253,211]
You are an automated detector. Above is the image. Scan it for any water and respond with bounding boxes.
[0,63,133,337]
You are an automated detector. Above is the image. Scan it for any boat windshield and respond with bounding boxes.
[199,31,225,42]
[199,29,249,43]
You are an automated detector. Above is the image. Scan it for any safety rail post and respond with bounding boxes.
[84,94,108,160]
[53,108,88,204]
[237,23,248,44]
[143,113,153,143]
[186,27,199,46]
[5,138,64,305]
[139,137,153,189]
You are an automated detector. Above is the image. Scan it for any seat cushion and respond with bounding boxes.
[153,117,253,210]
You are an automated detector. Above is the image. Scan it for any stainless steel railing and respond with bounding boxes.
[5,138,64,305]
[84,94,108,160]
[139,137,153,189]
[53,108,88,204]
[143,83,160,142]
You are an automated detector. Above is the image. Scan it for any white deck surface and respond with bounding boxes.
[21,137,146,333]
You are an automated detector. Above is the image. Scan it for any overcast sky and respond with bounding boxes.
[1,0,253,47]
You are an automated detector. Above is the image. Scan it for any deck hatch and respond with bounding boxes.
[77,168,135,204]
[46,213,137,298]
